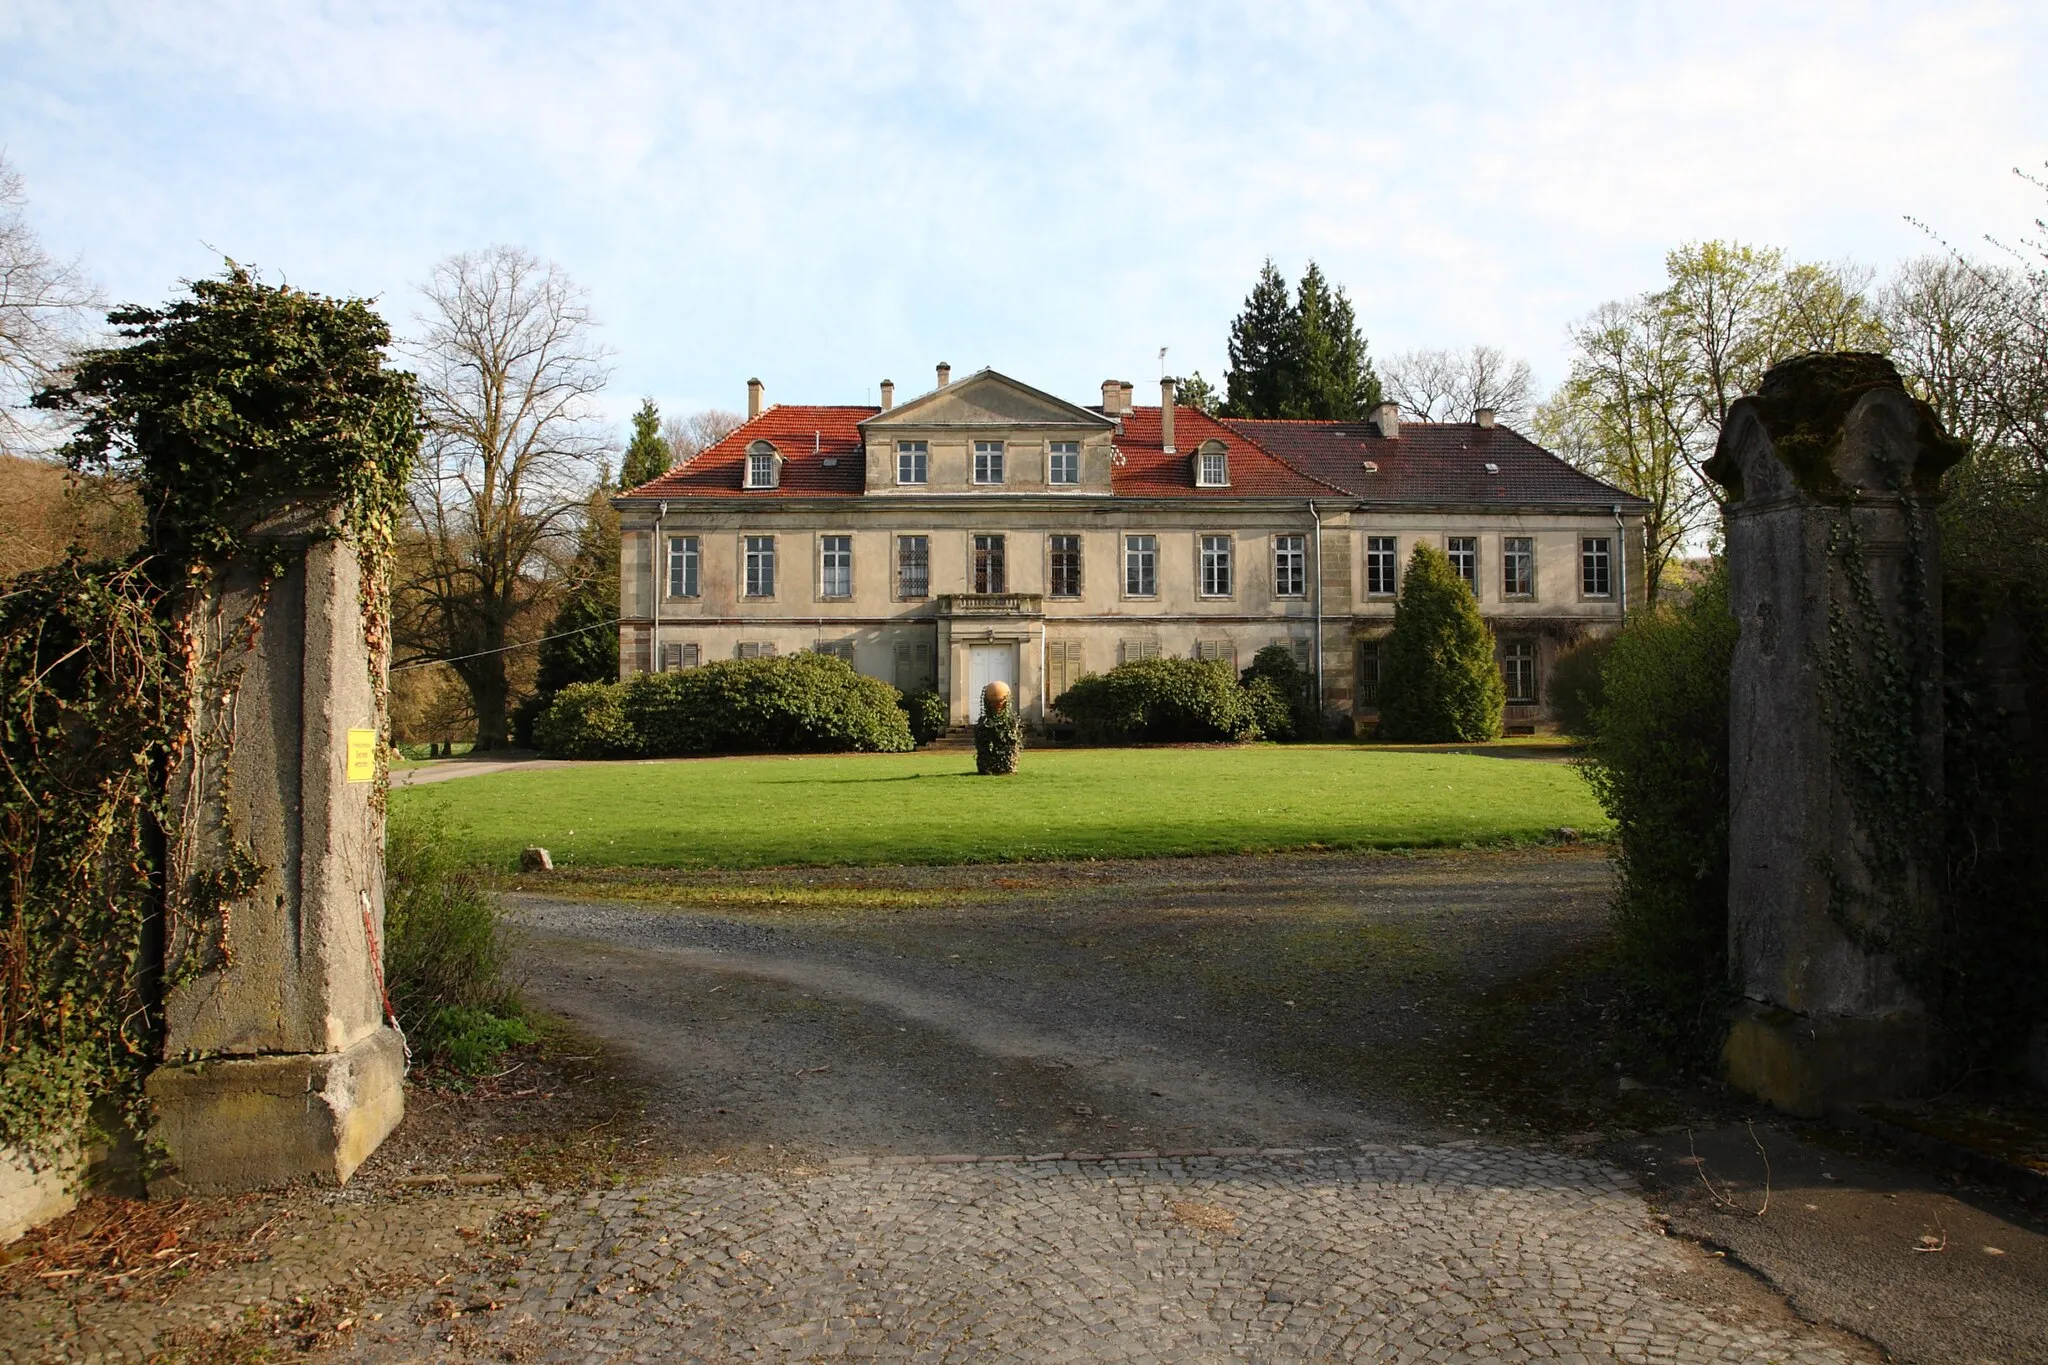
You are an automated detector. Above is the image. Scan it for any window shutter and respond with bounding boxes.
[1195,639,1237,671]
[681,643,700,669]
[894,642,913,690]
[661,642,684,671]
[1292,638,1312,670]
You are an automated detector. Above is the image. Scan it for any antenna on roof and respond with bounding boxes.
[1158,346,1168,378]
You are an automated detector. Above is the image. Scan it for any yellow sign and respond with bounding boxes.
[345,728,379,783]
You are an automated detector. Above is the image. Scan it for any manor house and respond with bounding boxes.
[614,366,1648,730]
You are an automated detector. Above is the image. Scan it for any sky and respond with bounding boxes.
[3,1,2044,431]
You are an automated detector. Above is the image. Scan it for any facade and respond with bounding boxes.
[614,367,1648,730]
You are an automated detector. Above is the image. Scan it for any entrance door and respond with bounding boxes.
[967,643,1019,719]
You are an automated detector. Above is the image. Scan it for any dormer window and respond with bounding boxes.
[745,440,780,489]
[1194,440,1229,488]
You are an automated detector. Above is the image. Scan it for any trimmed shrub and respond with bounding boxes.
[1053,657,1256,744]
[1547,634,1615,738]
[903,688,950,745]
[974,700,1023,774]
[1582,561,1738,1065]
[532,680,637,758]
[383,810,524,1070]
[1377,544,1505,742]
[1239,644,1320,741]
[568,652,917,757]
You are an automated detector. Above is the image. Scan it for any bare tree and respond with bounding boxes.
[660,407,744,465]
[0,152,98,455]
[1382,344,1536,426]
[1881,255,2022,452]
[401,246,612,749]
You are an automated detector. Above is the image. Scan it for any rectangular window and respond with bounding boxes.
[1125,534,1157,596]
[1048,441,1079,485]
[1357,640,1383,706]
[1366,536,1398,596]
[819,534,852,598]
[1502,640,1537,704]
[1446,536,1477,590]
[973,534,1006,593]
[747,450,776,488]
[744,535,776,598]
[973,440,1005,484]
[1582,536,1612,597]
[1503,536,1534,598]
[1049,534,1082,597]
[896,440,928,485]
[1200,535,1233,597]
[666,535,699,598]
[1273,534,1306,598]
[893,639,934,691]
[1199,449,1228,486]
[896,535,929,599]
[735,641,776,660]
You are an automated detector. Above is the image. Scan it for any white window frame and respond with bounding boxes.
[896,534,930,599]
[1048,533,1082,598]
[666,534,700,599]
[1446,536,1477,592]
[1581,536,1613,598]
[819,534,852,599]
[1273,534,1306,598]
[1199,534,1233,598]
[1197,447,1229,487]
[1048,440,1080,485]
[973,439,1006,485]
[744,441,779,489]
[743,535,776,598]
[1124,534,1158,598]
[1366,536,1398,597]
[1502,640,1538,704]
[896,440,928,485]
[1502,536,1535,598]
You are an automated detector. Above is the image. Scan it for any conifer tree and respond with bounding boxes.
[1222,260,1382,419]
[532,473,620,701]
[1376,543,1505,742]
[1222,260,1292,419]
[619,397,670,488]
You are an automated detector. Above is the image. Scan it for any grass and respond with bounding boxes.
[390,744,1607,871]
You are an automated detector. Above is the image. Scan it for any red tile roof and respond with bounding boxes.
[1224,418,1648,506]
[1107,406,1347,498]
[622,405,874,499]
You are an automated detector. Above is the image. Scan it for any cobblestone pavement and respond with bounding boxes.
[338,1146,1873,1364]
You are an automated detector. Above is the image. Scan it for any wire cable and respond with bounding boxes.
[391,614,623,673]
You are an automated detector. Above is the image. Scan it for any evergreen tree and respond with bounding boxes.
[1222,260,1292,418]
[1168,371,1222,415]
[533,474,620,699]
[619,397,671,488]
[1376,544,1505,742]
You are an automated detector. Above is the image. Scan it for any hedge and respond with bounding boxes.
[1053,657,1257,744]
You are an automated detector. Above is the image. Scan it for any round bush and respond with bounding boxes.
[616,652,915,756]
[1239,644,1320,741]
[1053,657,1255,744]
[532,681,638,758]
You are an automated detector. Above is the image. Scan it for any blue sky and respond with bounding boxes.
[3,1,2043,428]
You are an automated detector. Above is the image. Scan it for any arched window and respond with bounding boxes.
[1194,439,1229,487]
[745,440,780,489]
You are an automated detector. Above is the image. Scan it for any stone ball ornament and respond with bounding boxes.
[982,680,1011,714]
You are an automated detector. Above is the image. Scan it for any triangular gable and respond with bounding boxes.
[859,368,1116,430]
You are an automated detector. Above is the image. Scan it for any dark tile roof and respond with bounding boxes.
[1108,407,1347,498]
[623,406,874,499]
[1224,418,1648,507]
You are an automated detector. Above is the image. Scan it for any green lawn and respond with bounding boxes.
[390,745,1608,871]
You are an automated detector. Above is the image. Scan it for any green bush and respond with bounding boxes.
[1548,634,1615,738]
[621,653,915,755]
[1053,657,1256,744]
[1239,645,1320,741]
[1582,561,1739,1064]
[533,680,637,758]
[975,701,1023,773]
[1377,544,1505,742]
[903,688,950,745]
[430,1006,538,1076]
[383,810,523,1068]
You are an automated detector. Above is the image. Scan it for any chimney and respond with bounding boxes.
[1374,401,1401,439]
[1119,381,1135,413]
[747,377,764,420]
[1101,379,1122,414]
[880,379,895,410]
[1475,406,1496,429]
[1160,376,1177,453]
[935,361,951,388]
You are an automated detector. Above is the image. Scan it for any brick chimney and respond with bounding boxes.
[1475,407,1496,429]
[1119,381,1135,413]
[1374,401,1400,439]
[1160,377,1177,453]
[880,379,894,410]
[1101,379,1123,414]
[935,361,951,388]
[747,378,764,420]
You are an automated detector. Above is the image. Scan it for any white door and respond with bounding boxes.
[967,644,1019,719]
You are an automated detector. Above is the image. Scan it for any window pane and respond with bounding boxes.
[973,534,1006,593]
[1201,535,1232,596]
[821,534,851,597]
[1049,534,1081,597]
[1366,536,1398,596]
[1125,535,1157,596]
[897,535,929,598]
[896,441,927,484]
[1581,537,1612,596]
[1503,537,1533,597]
[1274,534,1305,597]
[667,535,699,598]
[745,535,775,597]
[1358,640,1383,705]
[1447,536,1477,589]
[1200,451,1227,486]
[1502,641,1537,703]
[1049,441,1079,485]
[974,440,1005,484]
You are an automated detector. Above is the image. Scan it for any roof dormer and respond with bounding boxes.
[743,439,782,490]
[1191,438,1230,488]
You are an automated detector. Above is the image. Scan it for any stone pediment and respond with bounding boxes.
[860,369,1114,431]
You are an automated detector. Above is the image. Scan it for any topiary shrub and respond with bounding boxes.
[902,687,950,745]
[1053,657,1256,744]
[1548,633,1615,738]
[1376,544,1505,742]
[1582,560,1738,1066]
[616,652,915,756]
[974,684,1022,774]
[533,680,638,758]
[1239,644,1320,741]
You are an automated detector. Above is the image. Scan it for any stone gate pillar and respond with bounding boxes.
[145,510,406,1193]
[1707,353,1962,1116]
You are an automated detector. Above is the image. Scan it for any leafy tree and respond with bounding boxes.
[619,397,670,488]
[1239,643,1319,741]
[1222,258,1381,419]
[1375,544,1503,742]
